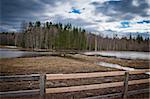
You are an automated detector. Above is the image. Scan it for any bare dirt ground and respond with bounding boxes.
[0,55,149,99]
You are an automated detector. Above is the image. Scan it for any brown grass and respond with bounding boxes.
[69,54,150,69]
[0,54,149,75]
[0,56,115,75]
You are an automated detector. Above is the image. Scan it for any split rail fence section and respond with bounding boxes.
[0,69,149,99]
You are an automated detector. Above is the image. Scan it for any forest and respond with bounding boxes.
[0,21,149,52]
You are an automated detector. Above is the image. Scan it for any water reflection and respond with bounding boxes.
[0,48,34,58]
[84,51,150,60]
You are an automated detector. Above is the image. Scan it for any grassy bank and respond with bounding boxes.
[0,54,149,75]
[0,56,116,76]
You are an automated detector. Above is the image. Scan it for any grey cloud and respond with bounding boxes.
[1,0,59,32]
[41,0,68,5]
[84,27,100,33]
[91,0,150,21]
[51,15,95,27]
[1,0,73,32]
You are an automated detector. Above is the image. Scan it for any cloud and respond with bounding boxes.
[91,0,150,21]
[117,19,150,33]
[0,25,17,32]
[0,0,150,38]
[50,15,95,28]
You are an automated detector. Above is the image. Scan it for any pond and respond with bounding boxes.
[0,48,36,58]
[1,48,150,60]
[84,51,150,60]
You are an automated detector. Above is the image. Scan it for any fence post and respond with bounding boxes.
[40,74,46,99]
[123,71,129,99]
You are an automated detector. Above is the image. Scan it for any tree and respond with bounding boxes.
[35,21,41,27]
[136,35,143,43]
[46,22,50,29]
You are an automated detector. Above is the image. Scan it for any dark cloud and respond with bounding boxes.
[1,0,58,32]
[1,0,46,19]
[1,0,74,32]
[91,0,150,22]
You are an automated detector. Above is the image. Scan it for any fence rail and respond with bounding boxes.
[46,69,149,80]
[0,69,149,99]
[0,89,40,97]
[46,78,149,94]
[0,74,40,82]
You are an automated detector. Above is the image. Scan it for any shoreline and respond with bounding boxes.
[1,45,150,52]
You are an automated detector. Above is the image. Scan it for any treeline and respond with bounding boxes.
[0,32,17,46]
[17,21,87,50]
[0,21,149,51]
[87,34,149,51]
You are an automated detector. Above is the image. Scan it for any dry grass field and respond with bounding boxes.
[0,56,116,76]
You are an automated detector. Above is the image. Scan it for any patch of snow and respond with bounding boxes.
[5,46,17,48]
[145,72,150,75]
[97,62,135,71]
[97,62,149,75]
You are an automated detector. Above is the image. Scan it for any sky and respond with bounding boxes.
[0,0,150,37]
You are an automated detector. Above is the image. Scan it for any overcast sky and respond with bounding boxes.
[1,0,150,35]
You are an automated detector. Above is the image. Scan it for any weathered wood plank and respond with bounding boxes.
[0,74,40,81]
[46,70,150,80]
[46,81,124,94]
[39,74,46,98]
[128,78,150,85]
[0,89,40,97]
[46,78,150,94]
[46,71,125,80]
[123,71,129,99]
[129,69,150,74]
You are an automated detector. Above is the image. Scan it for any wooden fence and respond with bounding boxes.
[0,69,149,99]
